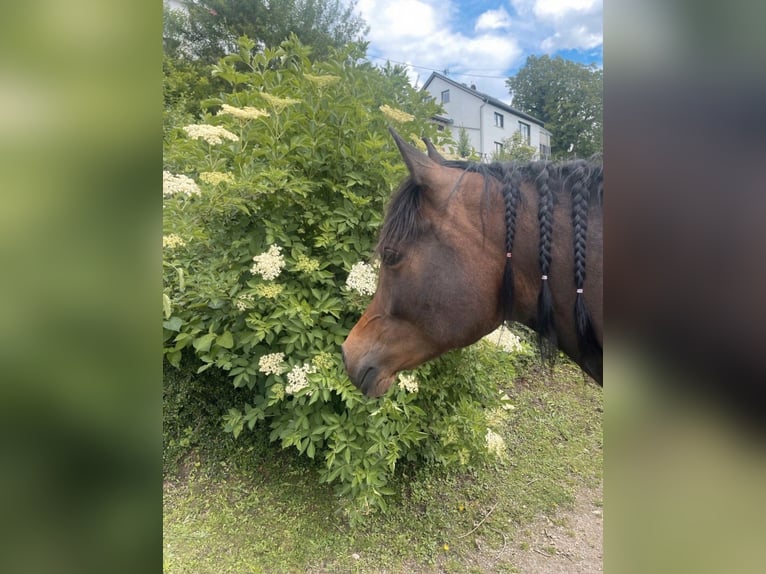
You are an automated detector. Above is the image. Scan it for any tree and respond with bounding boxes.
[456,126,472,158]
[491,131,537,162]
[165,0,369,63]
[506,55,602,158]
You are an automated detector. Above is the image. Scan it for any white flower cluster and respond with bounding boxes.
[163,233,186,249]
[485,429,507,458]
[250,245,285,280]
[285,363,317,395]
[346,261,377,296]
[234,293,254,311]
[182,124,239,145]
[163,171,200,198]
[379,104,414,123]
[304,73,340,88]
[199,171,235,185]
[483,326,523,353]
[258,352,286,376]
[217,103,269,121]
[259,92,300,111]
[397,372,419,393]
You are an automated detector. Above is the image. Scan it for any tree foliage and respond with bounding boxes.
[165,0,369,63]
[456,126,472,158]
[491,131,538,162]
[506,55,602,158]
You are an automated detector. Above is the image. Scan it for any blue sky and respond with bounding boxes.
[355,0,602,103]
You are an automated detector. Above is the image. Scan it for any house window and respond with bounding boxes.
[494,112,504,128]
[441,90,450,104]
[518,122,531,144]
[495,141,504,154]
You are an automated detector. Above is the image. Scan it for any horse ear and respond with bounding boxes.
[388,127,440,186]
[422,137,447,164]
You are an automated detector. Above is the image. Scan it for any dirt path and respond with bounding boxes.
[507,484,602,573]
[471,483,603,573]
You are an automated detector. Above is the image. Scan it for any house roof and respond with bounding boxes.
[422,71,546,129]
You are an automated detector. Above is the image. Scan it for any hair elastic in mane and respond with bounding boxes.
[506,252,512,258]
[541,275,548,281]
[576,288,583,293]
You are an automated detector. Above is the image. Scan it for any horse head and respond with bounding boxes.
[341,129,508,397]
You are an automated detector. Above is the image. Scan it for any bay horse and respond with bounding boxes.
[342,128,602,397]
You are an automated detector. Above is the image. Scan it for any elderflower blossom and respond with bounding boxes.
[217,103,269,121]
[271,383,285,401]
[254,283,284,299]
[409,133,427,151]
[485,429,507,458]
[258,352,286,376]
[163,171,200,198]
[259,92,300,111]
[483,326,523,353]
[379,104,414,123]
[312,352,334,371]
[250,245,285,280]
[234,293,254,311]
[285,363,317,394]
[199,171,235,185]
[304,73,340,88]
[162,233,186,249]
[182,123,239,145]
[397,372,419,393]
[346,261,378,296]
[294,254,320,273]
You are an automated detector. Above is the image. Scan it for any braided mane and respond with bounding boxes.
[378,157,602,379]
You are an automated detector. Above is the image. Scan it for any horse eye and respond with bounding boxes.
[381,247,402,266]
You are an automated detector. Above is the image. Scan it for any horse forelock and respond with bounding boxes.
[376,177,424,256]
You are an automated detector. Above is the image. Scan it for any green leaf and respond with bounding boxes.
[163,316,184,332]
[193,333,216,353]
[217,331,234,349]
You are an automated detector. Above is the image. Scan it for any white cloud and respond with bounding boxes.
[353,0,601,100]
[532,0,602,52]
[475,8,512,32]
[358,0,442,39]
[356,0,522,99]
[507,0,602,53]
[533,0,600,18]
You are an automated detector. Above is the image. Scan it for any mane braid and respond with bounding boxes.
[488,162,522,320]
[568,162,603,383]
[532,161,558,364]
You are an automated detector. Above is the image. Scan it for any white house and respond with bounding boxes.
[422,72,552,161]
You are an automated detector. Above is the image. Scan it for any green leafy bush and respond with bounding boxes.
[163,36,526,520]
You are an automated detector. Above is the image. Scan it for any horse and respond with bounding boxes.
[341,128,602,397]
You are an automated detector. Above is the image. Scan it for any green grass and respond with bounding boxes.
[163,360,602,573]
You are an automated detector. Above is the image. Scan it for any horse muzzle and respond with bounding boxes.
[341,344,395,398]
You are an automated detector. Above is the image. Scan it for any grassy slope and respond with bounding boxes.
[163,361,602,573]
